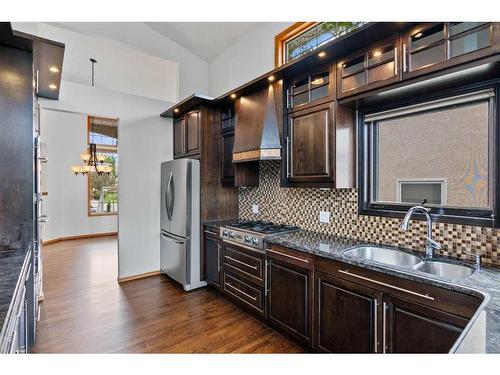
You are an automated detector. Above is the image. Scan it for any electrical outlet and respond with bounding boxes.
[252,204,259,214]
[319,211,330,223]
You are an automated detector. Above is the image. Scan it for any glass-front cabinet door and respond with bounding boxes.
[402,22,500,78]
[337,36,401,99]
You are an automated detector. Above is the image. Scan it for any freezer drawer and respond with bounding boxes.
[160,231,190,287]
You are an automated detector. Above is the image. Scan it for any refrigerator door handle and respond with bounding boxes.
[161,231,186,244]
[168,172,175,220]
[166,171,173,220]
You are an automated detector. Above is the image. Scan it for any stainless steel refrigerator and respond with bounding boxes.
[160,159,206,291]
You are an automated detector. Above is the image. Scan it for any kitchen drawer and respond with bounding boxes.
[315,258,481,319]
[266,244,314,270]
[223,243,265,285]
[223,271,265,315]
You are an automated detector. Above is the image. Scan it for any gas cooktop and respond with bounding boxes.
[220,220,300,250]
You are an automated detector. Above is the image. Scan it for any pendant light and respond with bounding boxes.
[70,58,112,176]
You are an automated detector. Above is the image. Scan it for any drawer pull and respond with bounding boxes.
[267,249,310,263]
[338,269,435,301]
[225,282,258,301]
[224,255,258,270]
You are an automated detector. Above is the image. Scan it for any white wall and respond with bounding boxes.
[40,80,172,279]
[40,109,117,242]
[208,22,292,97]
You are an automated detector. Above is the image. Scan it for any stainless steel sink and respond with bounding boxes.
[343,246,422,267]
[415,260,476,280]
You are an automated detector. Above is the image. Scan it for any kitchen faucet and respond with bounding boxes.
[399,205,443,258]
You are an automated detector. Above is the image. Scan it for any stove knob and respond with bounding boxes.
[228,232,235,239]
[251,238,258,245]
[244,235,251,243]
[222,230,229,237]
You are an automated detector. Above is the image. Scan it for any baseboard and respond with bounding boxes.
[42,232,117,245]
[118,270,161,283]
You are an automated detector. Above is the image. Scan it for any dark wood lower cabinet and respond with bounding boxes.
[267,256,313,346]
[384,295,467,353]
[316,272,381,353]
[204,232,222,290]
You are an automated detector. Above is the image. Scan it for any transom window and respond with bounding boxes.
[359,87,497,227]
[275,22,366,66]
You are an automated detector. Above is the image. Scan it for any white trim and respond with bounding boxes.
[396,179,447,205]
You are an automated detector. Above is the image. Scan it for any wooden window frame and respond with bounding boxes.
[275,22,318,67]
[87,115,118,217]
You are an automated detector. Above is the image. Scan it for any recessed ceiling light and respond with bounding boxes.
[318,51,326,58]
[49,66,60,73]
[174,108,179,113]
[230,93,237,99]
[373,50,382,57]
[268,75,275,82]
[414,32,423,38]
[49,84,57,90]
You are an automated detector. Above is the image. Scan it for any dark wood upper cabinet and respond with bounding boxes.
[220,104,235,186]
[267,246,314,347]
[316,272,381,353]
[337,36,401,99]
[173,110,200,159]
[282,101,355,188]
[402,22,500,80]
[384,295,467,353]
[173,117,185,158]
[286,66,334,112]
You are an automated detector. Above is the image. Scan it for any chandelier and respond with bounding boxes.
[71,142,112,176]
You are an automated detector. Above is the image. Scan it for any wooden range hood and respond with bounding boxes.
[232,84,281,163]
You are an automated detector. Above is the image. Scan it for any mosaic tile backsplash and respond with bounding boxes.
[239,161,499,267]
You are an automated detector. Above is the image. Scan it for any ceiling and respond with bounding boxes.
[144,22,262,61]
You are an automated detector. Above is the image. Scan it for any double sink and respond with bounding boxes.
[342,246,476,280]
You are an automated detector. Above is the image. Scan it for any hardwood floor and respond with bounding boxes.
[32,236,303,353]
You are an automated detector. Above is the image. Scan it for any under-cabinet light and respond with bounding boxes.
[49,66,60,73]
[268,75,275,82]
[318,51,326,58]
[49,84,57,90]
[230,93,237,99]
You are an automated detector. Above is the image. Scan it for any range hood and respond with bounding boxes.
[232,84,281,163]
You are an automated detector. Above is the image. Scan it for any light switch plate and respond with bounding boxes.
[319,211,330,223]
[252,204,259,214]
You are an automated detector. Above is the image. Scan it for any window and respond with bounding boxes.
[359,87,497,227]
[275,22,366,66]
[88,116,118,216]
[397,180,446,205]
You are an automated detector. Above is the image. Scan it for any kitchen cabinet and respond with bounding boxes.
[402,22,500,80]
[337,36,401,98]
[284,102,334,185]
[316,271,381,353]
[204,229,222,290]
[384,295,467,353]
[220,105,235,186]
[266,246,314,346]
[315,258,481,353]
[173,110,200,159]
[282,94,355,188]
[286,66,334,112]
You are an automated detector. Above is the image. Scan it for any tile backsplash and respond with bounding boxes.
[239,161,499,267]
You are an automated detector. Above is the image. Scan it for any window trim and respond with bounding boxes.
[358,82,499,228]
[275,22,318,67]
[396,179,447,206]
[87,115,118,217]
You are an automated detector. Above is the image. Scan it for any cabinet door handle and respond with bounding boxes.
[337,269,434,301]
[374,298,378,353]
[286,136,291,178]
[224,255,258,270]
[402,43,407,72]
[226,282,258,302]
[267,249,310,263]
[393,46,398,76]
[382,302,388,353]
[264,259,269,296]
[217,244,222,272]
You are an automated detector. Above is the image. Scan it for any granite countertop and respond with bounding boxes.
[202,219,240,231]
[0,250,28,338]
[265,230,500,354]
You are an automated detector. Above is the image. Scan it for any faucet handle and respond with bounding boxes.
[463,251,481,269]
[426,237,443,251]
